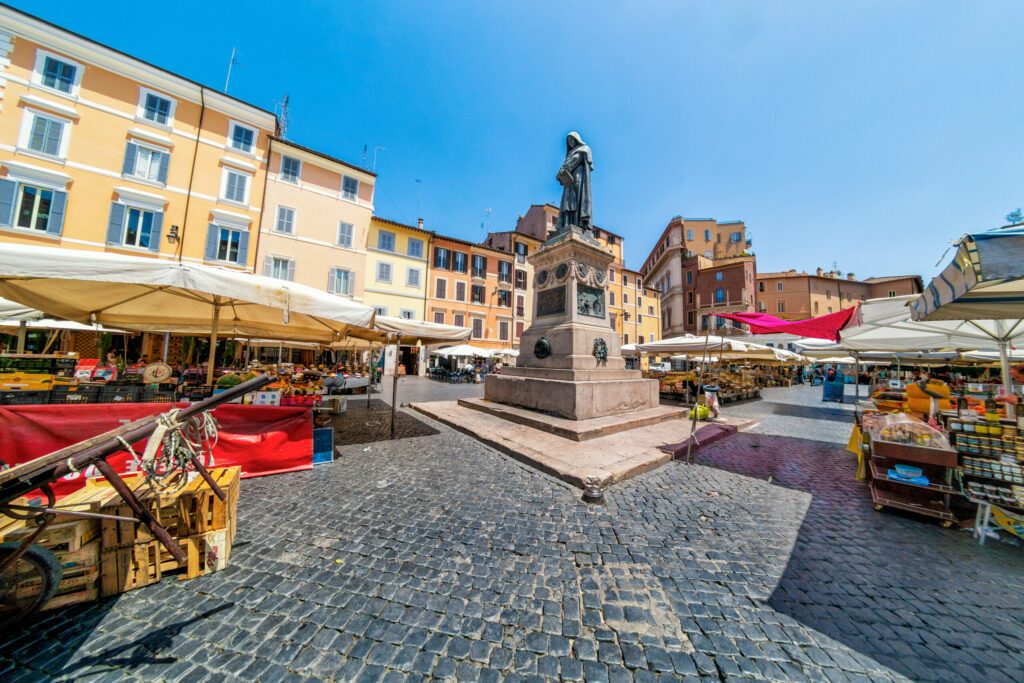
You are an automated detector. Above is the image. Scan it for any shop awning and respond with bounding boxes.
[715,306,859,342]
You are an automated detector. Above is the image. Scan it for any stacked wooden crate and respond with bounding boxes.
[0,466,240,607]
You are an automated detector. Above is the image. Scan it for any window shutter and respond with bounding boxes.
[157,152,170,184]
[328,269,336,294]
[287,260,295,282]
[46,190,67,236]
[148,211,163,252]
[204,223,219,260]
[0,179,15,226]
[263,256,273,276]
[225,173,237,200]
[106,202,125,244]
[236,230,250,265]
[122,143,138,176]
[43,121,62,156]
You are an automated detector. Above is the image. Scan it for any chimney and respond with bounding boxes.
[417,218,424,230]
[847,272,856,281]
[816,267,824,277]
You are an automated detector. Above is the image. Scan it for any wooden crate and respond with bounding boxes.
[3,518,98,553]
[8,539,101,610]
[99,529,231,597]
[100,467,240,549]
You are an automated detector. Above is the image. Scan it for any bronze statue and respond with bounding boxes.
[555,131,593,235]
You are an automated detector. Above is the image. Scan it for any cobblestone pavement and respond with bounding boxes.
[1,384,1022,682]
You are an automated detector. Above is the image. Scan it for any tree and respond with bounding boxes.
[1006,208,1023,225]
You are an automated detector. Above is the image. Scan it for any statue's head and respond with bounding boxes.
[566,131,584,151]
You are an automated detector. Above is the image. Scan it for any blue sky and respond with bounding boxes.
[15,1,1024,278]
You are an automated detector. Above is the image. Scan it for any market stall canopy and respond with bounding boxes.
[0,296,44,322]
[635,335,808,363]
[620,343,637,357]
[715,306,859,342]
[0,318,129,333]
[336,316,471,347]
[433,344,494,358]
[911,226,1024,321]
[0,243,375,342]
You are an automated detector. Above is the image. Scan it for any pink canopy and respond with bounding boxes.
[715,305,859,342]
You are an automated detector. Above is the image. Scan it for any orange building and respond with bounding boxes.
[0,5,277,269]
[756,269,923,319]
[427,234,519,350]
[482,229,543,344]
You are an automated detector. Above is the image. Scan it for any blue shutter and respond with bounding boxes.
[44,121,62,157]
[46,191,67,236]
[0,180,16,227]
[122,143,138,176]
[148,212,163,252]
[157,152,170,184]
[327,269,336,294]
[204,223,219,260]
[236,229,250,265]
[106,202,125,244]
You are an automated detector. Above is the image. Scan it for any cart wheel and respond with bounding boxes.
[873,504,883,511]
[0,484,56,522]
[0,543,62,629]
[941,520,954,529]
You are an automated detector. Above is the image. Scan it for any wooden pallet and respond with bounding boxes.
[8,539,101,610]
[99,529,231,597]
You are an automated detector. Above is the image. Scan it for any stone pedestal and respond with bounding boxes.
[485,228,659,420]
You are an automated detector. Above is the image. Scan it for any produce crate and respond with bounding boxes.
[0,373,57,391]
[2,518,98,553]
[0,390,52,405]
[42,540,100,610]
[100,529,231,597]
[98,385,141,403]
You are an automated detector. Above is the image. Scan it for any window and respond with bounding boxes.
[471,285,485,304]
[686,271,693,285]
[515,269,527,290]
[637,296,642,307]
[275,206,295,234]
[471,318,484,339]
[687,311,695,326]
[637,314,643,323]
[715,272,724,282]
[826,290,832,300]
[108,205,161,250]
[342,176,359,200]
[376,261,392,282]
[609,270,615,283]
[435,279,447,299]
[610,313,617,330]
[758,282,765,292]
[377,230,395,252]
[407,238,423,258]
[609,291,616,306]
[280,156,301,183]
[623,275,629,287]
[453,252,468,273]
[777,301,785,313]
[434,247,450,269]
[497,290,511,308]
[207,224,248,264]
[37,53,79,94]
[139,90,174,126]
[827,307,833,314]
[730,232,742,243]
[888,290,896,298]
[406,267,421,287]
[400,309,415,320]
[221,169,249,204]
[703,229,711,241]
[454,313,465,328]
[516,294,525,317]
[715,288,725,303]
[648,305,654,315]
[433,311,445,324]
[329,267,354,295]
[757,301,766,312]
[498,261,512,283]
[472,255,487,278]
[814,301,820,314]
[516,321,525,337]
[265,256,294,281]
[639,335,645,344]
[228,122,256,153]
[455,281,466,301]
[515,242,528,263]
[337,221,354,247]
[704,251,712,258]
[4,181,65,235]
[123,143,169,184]
[499,320,510,341]
[374,306,388,316]
[777,282,784,291]
[23,111,67,158]
[623,293,629,304]
[687,291,693,304]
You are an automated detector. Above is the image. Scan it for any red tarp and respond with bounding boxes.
[715,306,859,342]
[0,404,313,498]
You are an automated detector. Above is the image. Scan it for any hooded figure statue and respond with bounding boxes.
[555,131,593,235]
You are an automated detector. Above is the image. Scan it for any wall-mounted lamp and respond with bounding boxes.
[167,225,180,243]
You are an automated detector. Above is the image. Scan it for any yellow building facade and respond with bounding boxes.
[0,6,276,269]
[255,138,375,301]
[364,217,431,320]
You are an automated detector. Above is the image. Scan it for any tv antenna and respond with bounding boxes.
[372,146,386,172]
[481,208,492,232]
[224,47,241,93]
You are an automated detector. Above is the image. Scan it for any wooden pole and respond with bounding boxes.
[206,303,220,386]
[390,336,400,438]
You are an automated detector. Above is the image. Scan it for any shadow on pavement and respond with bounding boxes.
[330,399,439,446]
[697,432,1024,683]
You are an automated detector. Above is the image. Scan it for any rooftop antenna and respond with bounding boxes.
[224,47,240,93]
[480,208,492,233]
[372,146,386,172]
[277,94,290,139]
[362,145,368,166]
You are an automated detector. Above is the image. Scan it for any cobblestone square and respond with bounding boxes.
[1,382,1021,682]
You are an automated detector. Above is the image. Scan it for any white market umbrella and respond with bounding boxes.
[434,344,494,358]
[636,334,806,363]
[0,243,374,384]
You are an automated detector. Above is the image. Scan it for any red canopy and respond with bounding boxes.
[715,305,859,342]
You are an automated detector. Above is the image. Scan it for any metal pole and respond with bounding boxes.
[16,320,27,353]
[390,336,400,438]
[997,321,1016,420]
[367,342,375,409]
[854,351,861,401]
[206,303,220,386]
[161,332,170,363]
